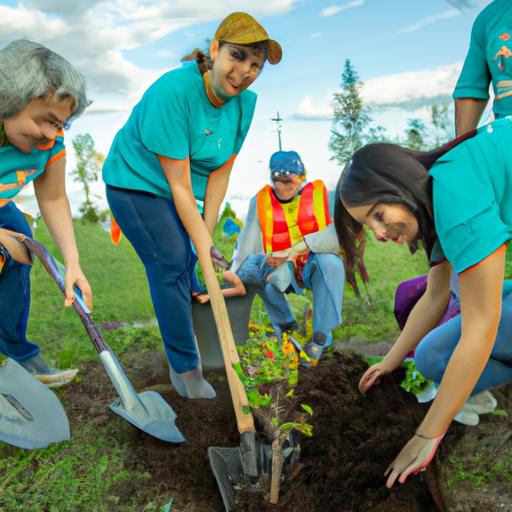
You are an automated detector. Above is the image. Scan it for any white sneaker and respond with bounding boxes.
[454,402,480,426]
[468,390,497,415]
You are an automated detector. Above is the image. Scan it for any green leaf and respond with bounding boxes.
[491,409,508,417]
[161,498,173,512]
[285,389,295,398]
[300,404,313,416]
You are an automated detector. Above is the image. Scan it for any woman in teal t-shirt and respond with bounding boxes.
[103,12,281,399]
[333,117,512,487]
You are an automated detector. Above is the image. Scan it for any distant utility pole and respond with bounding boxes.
[271,111,283,151]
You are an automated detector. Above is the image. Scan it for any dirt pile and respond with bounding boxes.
[62,350,438,511]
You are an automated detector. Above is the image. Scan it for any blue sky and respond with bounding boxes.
[0,0,491,215]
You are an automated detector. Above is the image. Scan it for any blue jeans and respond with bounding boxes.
[236,253,345,337]
[106,185,199,373]
[415,293,512,395]
[0,202,39,361]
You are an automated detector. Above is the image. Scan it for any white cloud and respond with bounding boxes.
[362,62,462,107]
[309,32,324,39]
[0,5,69,40]
[0,0,295,99]
[399,9,460,34]
[320,1,364,17]
[293,62,463,121]
[295,95,333,120]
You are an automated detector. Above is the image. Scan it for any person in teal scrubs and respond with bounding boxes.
[454,0,512,134]
[0,40,92,387]
[103,12,282,399]
[333,117,512,487]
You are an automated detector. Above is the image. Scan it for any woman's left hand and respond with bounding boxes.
[385,432,445,488]
[64,264,93,310]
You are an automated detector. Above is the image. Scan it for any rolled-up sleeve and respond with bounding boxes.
[453,11,491,101]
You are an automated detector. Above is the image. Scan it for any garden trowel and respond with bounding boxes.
[0,228,185,444]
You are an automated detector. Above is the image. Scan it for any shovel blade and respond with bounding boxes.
[109,390,185,443]
[0,359,69,449]
[208,446,244,512]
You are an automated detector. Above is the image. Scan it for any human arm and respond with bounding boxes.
[455,98,488,136]
[359,261,451,392]
[158,155,213,261]
[453,9,491,135]
[203,157,235,236]
[385,246,505,487]
[33,157,93,309]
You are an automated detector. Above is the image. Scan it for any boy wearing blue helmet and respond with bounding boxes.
[229,150,345,366]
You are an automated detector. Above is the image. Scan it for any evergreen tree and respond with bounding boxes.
[430,104,452,146]
[329,59,387,166]
[71,133,104,222]
[404,118,427,150]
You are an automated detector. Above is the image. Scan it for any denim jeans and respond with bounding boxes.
[0,202,39,361]
[106,185,199,373]
[236,252,345,338]
[415,292,512,395]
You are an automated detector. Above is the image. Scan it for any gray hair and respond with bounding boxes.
[0,39,90,120]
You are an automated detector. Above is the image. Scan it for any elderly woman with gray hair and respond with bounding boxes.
[0,39,92,387]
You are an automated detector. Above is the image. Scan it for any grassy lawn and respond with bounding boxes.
[1,217,511,511]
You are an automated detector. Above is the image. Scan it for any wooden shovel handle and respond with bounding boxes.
[197,248,256,434]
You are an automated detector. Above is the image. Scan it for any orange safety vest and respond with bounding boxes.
[256,180,332,254]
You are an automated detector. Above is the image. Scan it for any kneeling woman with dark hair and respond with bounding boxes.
[335,118,512,487]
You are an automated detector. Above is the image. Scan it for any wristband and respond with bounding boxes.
[414,431,439,440]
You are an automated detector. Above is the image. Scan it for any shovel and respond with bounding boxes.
[0,358,70,449]
[0,228,185,444]
[196,248,259,512]
[0,230,70,449]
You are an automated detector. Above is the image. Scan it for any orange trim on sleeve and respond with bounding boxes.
[46,148,66,167]
[460,243,507,277]
[37,139,56,151]
[0,198,11,207]
[211,153,237,174]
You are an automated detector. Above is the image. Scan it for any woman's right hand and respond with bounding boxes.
[359,362,393,393]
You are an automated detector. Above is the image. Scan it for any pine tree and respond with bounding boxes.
[404,118,427,150]
[329,59,387,166]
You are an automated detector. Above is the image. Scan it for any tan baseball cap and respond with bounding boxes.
[214,12,282,65]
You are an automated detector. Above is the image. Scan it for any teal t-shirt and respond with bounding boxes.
[0,130,66,206]
[453,0,512,118]
[429,117,512,273]
[102,62,257,212]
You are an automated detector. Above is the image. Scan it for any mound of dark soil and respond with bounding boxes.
[62,350,438,511]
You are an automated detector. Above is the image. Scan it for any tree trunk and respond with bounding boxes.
[269,437,283,504]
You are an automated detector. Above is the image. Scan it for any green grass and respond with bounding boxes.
[26,220,157,365]
[333,234,429,342]
[2,216,512,511]
[0,423,151,512]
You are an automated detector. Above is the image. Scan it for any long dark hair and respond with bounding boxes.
[334,130,477,282]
